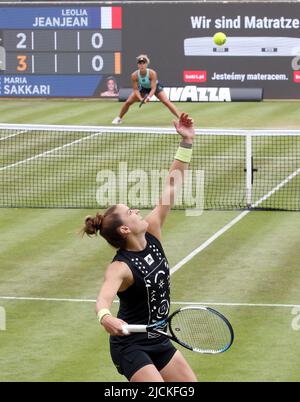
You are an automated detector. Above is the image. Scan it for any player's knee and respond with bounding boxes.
[160,97,170,106]
[161,351,198,382]
[130,364,164,382]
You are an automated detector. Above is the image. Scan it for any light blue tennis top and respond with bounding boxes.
[137,69,151,89]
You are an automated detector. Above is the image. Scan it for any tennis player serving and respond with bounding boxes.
[112,54,181,124]
[82,113,197,382]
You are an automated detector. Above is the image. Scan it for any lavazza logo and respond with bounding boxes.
[156,85,231,102]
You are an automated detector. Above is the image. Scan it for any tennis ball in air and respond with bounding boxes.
[213,32,227,46]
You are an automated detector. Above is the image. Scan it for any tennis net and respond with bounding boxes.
[0,124,300,210]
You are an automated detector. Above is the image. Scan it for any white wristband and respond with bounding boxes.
[97,309,112,324]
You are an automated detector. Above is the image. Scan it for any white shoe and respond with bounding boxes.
[112,117,122,125]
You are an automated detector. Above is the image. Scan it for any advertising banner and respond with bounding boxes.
[122,2,300,99]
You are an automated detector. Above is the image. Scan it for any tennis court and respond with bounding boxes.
[0,100,300,382]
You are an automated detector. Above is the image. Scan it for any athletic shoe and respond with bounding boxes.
[112,117,122,125]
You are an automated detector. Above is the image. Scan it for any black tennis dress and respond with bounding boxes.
[109,232,177,380]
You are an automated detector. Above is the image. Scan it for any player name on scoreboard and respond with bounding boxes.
[1,77,50,95]
[32,9,91,27]
[0,5,122,96]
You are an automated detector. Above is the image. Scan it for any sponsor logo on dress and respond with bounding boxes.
[144,254,154,266]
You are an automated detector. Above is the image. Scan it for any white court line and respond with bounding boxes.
[0,296,95,303]
[171,165,300,276]
[252,167,300,208]
[0,130,28,142]
[179,302,300,308]
[170,210,250,275]
[0,131,102,172]
[0,296,298,308]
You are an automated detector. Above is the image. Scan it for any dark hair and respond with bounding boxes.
[82,206,127,249]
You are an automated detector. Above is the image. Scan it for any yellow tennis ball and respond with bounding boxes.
[213,32,227,46]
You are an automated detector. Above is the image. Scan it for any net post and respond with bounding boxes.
[246,134,252,207]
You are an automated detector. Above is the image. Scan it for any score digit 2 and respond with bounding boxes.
[16,33,28,49]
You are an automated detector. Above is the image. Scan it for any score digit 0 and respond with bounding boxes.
[17,55,27,71]
[92,55,103,72]
[91,33,103,49]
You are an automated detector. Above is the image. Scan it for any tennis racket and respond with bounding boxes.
[122,306,234,354]
[139,94,148,108]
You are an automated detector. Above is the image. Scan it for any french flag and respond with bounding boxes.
[100,7,122,29]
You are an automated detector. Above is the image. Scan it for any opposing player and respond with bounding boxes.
[112,54,181,124]
[82,113,197,382]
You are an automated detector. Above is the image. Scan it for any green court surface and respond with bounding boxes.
[0,100,300,382]
[0,99,300,128]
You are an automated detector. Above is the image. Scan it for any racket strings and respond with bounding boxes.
[170,308,232,353]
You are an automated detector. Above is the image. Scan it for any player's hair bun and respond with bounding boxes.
[81,206,126,249]
[83,213,103,236]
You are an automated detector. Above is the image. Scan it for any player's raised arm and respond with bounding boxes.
[145,113,195,240]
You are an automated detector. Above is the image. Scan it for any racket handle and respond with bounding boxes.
[122,324,147,334]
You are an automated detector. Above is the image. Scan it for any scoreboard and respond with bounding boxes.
[0,6,122,97]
